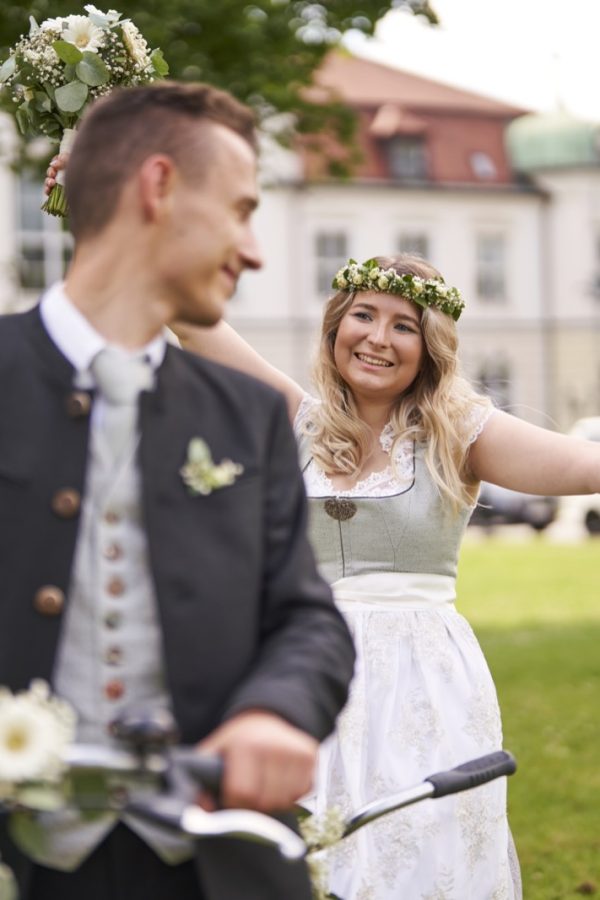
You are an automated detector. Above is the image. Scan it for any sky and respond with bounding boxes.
[345,0,600,121]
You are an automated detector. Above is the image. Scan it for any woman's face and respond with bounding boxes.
[333,291,424,407]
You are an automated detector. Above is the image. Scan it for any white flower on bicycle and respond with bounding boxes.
[0,681,75,785]
[62,14,105,52]
[121,20,150,67]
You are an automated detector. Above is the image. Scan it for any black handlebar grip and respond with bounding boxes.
[171,749,224,796]
[426,750,517,799]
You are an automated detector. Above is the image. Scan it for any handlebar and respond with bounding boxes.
[6,710,517,861]
[342,750,517,839]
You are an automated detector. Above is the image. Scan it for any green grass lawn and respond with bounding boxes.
[457,536,600,899]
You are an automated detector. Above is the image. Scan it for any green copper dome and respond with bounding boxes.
[506,111,600,171]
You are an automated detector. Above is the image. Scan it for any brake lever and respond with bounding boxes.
[127,795,306,860]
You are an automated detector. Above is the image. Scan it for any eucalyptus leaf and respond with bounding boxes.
[53,40,83,65]
[34,91,52,113]
[55,80,88,113]
[150,48,169,77]
[15,106,30,136]
[0,54,16,83]
[63,63,76,82]
[42,82,56,103]
[76,52,109,87]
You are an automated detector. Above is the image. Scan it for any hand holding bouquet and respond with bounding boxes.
[0,5,168,217]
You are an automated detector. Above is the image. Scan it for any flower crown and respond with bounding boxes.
[331,258,465,321]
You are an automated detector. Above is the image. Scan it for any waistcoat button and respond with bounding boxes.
[104,679,125,701]
[51,488,81,519]
[104,646,123,666]
[33,585,65,616]
[103,542,123,561]
[104,610,122,630]
[106,576,125,597]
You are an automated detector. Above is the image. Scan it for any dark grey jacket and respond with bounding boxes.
[0,306,355,899]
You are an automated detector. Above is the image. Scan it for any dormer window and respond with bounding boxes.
[385,136,428,181]
[470,151,497,181]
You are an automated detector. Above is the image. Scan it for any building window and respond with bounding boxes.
[385,137,427,181]
[470,151,497,181]
[16,174,73,292]
[315,231,348,295]
[397,232,429,259]
[476,233,506,302]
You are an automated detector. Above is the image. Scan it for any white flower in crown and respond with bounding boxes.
[412,280,424,295]
[377,274,390,289]
[368,267,380,281]
[436,283,449,297]
[62,14,105,52]
[0,681,76,789]
[181,438,244,497]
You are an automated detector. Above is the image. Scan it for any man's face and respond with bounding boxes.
[157,123,262,325]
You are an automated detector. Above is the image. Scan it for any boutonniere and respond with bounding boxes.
[180,438,244,496]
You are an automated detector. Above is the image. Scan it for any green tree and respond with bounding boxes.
[0,1,437,161]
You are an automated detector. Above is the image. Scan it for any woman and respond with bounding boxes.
[176,254,600,898]
[188,253,599,898]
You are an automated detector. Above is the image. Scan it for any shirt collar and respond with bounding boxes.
[40,282,167,377]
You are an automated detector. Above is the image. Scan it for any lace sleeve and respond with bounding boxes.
[464,402,496,445]
[293,393,319,438]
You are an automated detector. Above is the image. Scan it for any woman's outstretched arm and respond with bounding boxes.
[469,410,600,495]
[175,320,305,423]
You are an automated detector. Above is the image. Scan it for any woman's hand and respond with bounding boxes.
[44,153,68,197]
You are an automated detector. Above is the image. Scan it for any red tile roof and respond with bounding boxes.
[312,52,526,118]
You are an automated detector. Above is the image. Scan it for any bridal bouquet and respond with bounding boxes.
[0,5,168,217]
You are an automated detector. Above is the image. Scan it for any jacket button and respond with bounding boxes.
[65,391,92,418]
[33,585,65,616]
[51,488,81,519]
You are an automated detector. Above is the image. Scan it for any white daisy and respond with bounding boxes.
[62,15,105,52]
[0,683,75,784]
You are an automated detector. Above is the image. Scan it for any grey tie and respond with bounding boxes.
[91,348,153,463]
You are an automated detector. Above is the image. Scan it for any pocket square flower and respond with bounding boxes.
[180,438,244,496]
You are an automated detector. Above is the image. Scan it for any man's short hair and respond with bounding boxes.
[65,81,257,241]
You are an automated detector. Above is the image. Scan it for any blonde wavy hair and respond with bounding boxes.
[308,254,493,510]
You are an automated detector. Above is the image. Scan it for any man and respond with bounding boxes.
[0,82,355,900]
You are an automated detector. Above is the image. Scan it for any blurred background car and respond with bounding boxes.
[469,482,558,532]
[556,417,600,535]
